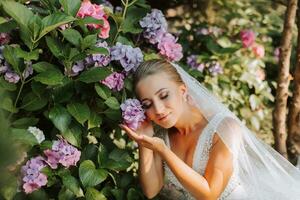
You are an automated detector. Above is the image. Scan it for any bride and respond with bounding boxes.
[119,59,300,199]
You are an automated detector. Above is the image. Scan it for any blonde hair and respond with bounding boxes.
[133,59,184,91]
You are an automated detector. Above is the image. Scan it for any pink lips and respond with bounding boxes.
[159,113,170,121]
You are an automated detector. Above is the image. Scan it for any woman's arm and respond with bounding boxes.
[160,134,233,200]
[138,145,164,199]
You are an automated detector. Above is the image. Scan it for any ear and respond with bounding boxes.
[179,83,187,96]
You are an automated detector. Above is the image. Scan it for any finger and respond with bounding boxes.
[119,124,142,140]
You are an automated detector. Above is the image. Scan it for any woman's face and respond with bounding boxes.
[135,72,186,128]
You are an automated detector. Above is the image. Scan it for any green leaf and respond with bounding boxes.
[78,16,104,25]
[86,188,107,200]
[104,108,121,121]
[81,34,97,50]
[62,175,84,198]
[88,111,102,129]
[61,123,82,147]
[0,96,18,113]
[15,48,40,61]
[98,143,109,167]
[10,128,38,146]
[61,29,82,46]
[105,149,133,171]
[34,69,64,86]
[95,83,111,100]
[67,102,90,125]
[104,97,120,110]
[0,17,7,25]
[2,46,20,71]
[49,105,72,132]
[0,175,18,200]
[79,160,108,188]
[1,0,34,32]
[58,186,75,200]
[77,68,111,83]
[121,6,147,34]
[40,12,76,39]
[45,36,65,59]
[127,188,141,200]
[32,62,58,73]
[59,0,81,17]
[12,117,39,128]
[0,77,17,91]
[86,47,109,55]
[0,20,18,33]
[111,188,125,200]
[21,92,48,111]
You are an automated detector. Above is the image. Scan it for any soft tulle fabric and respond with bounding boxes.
[153,62,300,200]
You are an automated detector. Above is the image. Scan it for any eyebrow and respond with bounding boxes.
[141,88,167,102]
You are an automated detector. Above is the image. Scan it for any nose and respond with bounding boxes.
[153,100,166,115]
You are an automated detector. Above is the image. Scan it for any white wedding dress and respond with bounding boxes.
[155,112,249,200]
[150,62,300,200]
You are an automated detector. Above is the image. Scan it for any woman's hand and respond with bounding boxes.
[135,117,155,137]
[119,123,166,155]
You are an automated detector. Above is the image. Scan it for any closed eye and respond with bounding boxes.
[142,94,169,110]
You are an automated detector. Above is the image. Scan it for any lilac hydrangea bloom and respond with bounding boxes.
[110,43,143,72]
[21,156,47,194]
[101,0,114,10]
[85,41,111,67]
[139,9,168,44]
[5,71,20,83]
[208,61,223,76]
[44,138,81,169]
[186,55,205,72]
[114,6,123,14]
[22,61,33,79]
[101,72,125,91]
[120,98,146,131]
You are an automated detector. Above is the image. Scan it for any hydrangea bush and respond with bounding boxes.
[0,0,284,199]
[0,0,179,199]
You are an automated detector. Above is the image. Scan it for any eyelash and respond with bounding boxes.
[142,94,169,109]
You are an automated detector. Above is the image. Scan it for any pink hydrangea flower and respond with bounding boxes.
[240,29,255,48]
[157,33,183,62]
[101,72,125,91]
[21,156,47,194]
[252,43,265,58]
[44,138,81,169]
[0,33,10,45]
[77,0,110,39]
[120,99,146,131]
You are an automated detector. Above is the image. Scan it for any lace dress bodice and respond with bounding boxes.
[155,113,243,200]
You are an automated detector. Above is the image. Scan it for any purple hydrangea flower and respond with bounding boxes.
[120,98,146,131]
[101,71,125,91]
[44,138,81,169]
[186,55,205,72]
[101,0,114,10]
[139,9,168,44]
[114,6,123,14]
[110,43,143,72]
[208,61,223,76]
[21,156,47,194]
[5,71,20,83]
[0,33,10,45]
[85,41,111,67]
[22,61,33,79]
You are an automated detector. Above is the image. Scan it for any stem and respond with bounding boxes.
[8,79,25,120]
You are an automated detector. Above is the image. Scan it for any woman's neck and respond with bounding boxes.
[172,104,206,136]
